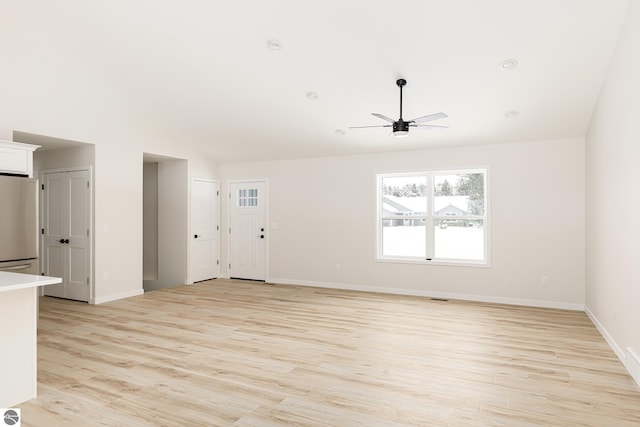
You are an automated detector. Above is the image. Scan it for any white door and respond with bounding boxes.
[42,170,91,302]
[191,178,219,282]
[229,181,266,281]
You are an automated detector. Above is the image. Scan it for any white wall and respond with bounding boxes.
[88,139,217,303]
[33,145,95,172]
[221,137,586,309]
[143,163,159,282]
[154,159,189,290]
[585,1,640,384]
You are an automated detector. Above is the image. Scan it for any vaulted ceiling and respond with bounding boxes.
[0,0,629,162]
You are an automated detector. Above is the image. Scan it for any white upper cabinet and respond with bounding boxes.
[0,141,40,177]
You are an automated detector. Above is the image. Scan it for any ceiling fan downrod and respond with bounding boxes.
[394,79,409,135]
[397,78,406,121]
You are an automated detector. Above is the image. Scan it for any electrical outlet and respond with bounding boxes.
[541,276,549,286]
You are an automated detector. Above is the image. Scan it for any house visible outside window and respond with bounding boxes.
[376,169,488,265]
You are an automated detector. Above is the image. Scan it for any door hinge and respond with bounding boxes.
[41,228,44,235]
[217,190,219,196]
[216,225,219,231]
[87,181,90,188]
[87,278,89,284]
[87,229,90,236]
[41,184,45,190]
[229,263,231,269]
[229,228,231,234]
[217,260,219,265]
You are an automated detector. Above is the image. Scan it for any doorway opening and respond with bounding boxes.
[143,153,188,292]
[15,131,95,303]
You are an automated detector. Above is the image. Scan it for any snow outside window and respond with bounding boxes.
[377,169,488,265]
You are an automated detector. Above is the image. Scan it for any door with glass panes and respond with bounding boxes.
[229,181,266,281]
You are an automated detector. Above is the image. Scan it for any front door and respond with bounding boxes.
[229,181,266,281]
[191,178,219,282]
[42,170,91,302]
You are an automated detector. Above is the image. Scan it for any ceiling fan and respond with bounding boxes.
[350,79,448,138]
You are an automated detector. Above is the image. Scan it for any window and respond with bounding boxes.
[237,188,259,207]
[377,169,488,265]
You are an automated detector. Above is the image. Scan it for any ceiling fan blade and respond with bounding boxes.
[412,124,449,130]
[409,112,448,124]
[371,113,395,123]
[349,124,393,129]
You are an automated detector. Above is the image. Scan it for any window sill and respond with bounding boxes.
[375,257,490,268]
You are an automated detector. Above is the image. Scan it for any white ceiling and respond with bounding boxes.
[0,0,629,163]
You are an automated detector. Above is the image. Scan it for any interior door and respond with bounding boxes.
[191,178,219,282]
[42,170,91,302]
[229,181,266,281]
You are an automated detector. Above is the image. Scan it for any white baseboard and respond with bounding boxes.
[91,289,144,305]
[626,348,640,388]
[584,306,625,361]
[584,306,640,389]
[266,277,584,311]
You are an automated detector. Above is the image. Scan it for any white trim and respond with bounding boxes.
[625,347,640,388]
[91,289,143,305]
[267,277,584,311]
[584,306,640,388]
[374,257,491,268]
[584,306,625,362]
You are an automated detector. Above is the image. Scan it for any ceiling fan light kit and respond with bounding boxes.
[350,78,448,138]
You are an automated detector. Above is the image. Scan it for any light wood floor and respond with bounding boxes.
[20,279,640,426]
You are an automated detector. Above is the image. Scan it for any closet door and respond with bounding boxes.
[42,170,91,302]
[191,178,220,282]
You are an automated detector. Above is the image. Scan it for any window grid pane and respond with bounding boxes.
[237,188,259,207]
[434,219,484,260]
[382,219,426,258]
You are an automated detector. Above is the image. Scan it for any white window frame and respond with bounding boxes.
[375,168,489,267]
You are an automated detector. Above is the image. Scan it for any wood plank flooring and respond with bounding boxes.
[19,279,640,426]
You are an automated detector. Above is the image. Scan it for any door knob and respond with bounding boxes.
[64,239,69,244]
[59,239,65,244]
[260,235,264,239]
[194,234,199,238]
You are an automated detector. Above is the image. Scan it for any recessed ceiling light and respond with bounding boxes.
[505,110,520,119]
[334,129,346,136]
[306,91,319,101]
[266,39,282,50]
[499,58,518,71]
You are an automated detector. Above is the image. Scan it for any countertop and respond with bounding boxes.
[0,271,62,293]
